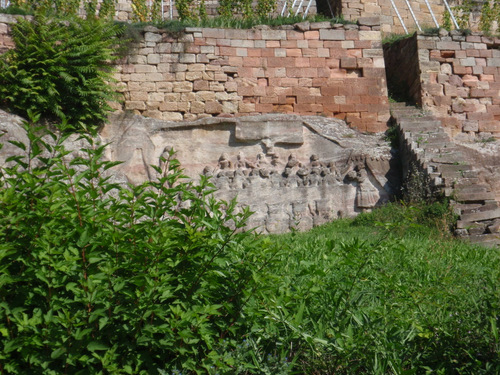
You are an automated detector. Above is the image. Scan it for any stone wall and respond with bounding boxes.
[385,30,500,140]
[416,30,500,139]
[115,19,390,132]
[0,14,19,54]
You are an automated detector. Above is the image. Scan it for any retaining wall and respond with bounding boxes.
[0,14,390,132]
[114,19,389,132]
[385,30,500,139]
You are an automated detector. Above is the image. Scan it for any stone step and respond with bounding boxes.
[456,191,496,202]
[430,153,466,164]
[459,201,499,215]
[467,234,500,247]
[459,207,500,224]
[399,121,443,132]
[453,177,481,187]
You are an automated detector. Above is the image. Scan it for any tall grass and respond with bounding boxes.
[259,203,500,374]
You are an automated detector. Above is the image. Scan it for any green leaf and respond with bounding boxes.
[87,341,109,352]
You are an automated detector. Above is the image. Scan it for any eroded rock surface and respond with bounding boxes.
[0,110,400,233]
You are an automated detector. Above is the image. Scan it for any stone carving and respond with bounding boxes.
[354,168,380,211]
[203,152,347,190]
[0,110,398,235]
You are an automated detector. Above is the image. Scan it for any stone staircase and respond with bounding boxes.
[390,102,500,247]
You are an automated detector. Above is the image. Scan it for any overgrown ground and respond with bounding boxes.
[261,202,500,374]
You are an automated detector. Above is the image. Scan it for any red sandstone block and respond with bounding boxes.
[267,57,295,67]
[266,41,280,48]
[470,88,487,97]
[326,58,340,69]
[321,87,339,96]
[316,95,334,104]
[278,77,299,86]
[219,46,237,56]
[317,68,330,77]
[363,67,386,78]
[329,49,348,59]
[353,40,372,49]
[275,104,295,112]
[483,66,498,75]
[430,50,441,60]
[247,48,262,57]
[185,44,200,53]
[228,56,243,66]
[487,105,500,115]
[341,57,357,69]
[324,41,343,48]
[294,57,311,67]
[346,95,361,104]
[295,103,314,112]
[360,95,383,104]
[296,95,317,104]
[308,40,324,48]
[286,68,318,78]
[347,49,362,58]
[237,86,255,96]
[259,96,279,104]
[258,78,269,87]
[345,30,359,40]
[467,112,494,121]
[338,85,353,96]
[480,50,493,58]
[310,57,327,67]
[281,40,298,48]
[303,48,319,57]
[466,49,480,57]
[456,50,467,58]
[330,68,347,78]
[286,30,305,40]
[194,38,207,46]
[261,48,275,57]
[255,103,274,112]
[238,67,255,78]
[479,121,500,132]
[243,57,263,67]
[215,38,232,47]
[453,65,470,75]
[286,48,302,57]
[304,30,320,40]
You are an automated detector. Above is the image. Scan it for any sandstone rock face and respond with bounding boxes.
[0,110,399,234]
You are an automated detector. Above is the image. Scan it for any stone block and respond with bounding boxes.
[319,29,345,40]
[125,101,147,110]
[358,31,381,41]
[487,58,500,67]
[261,29,287,40]
[173,81,193,92]
[162,112,183,121]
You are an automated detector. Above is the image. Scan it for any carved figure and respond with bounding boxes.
[218,153,232,170]
[355,168,379,211]
[236,151,255,172]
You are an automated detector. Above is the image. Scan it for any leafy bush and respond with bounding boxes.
[0,121,280,373]
[0,14,122,133]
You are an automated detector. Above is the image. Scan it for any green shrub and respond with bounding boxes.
[0,121,281,373]
[0,14,122,133]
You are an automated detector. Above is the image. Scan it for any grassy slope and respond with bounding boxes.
[256,203,500,374]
